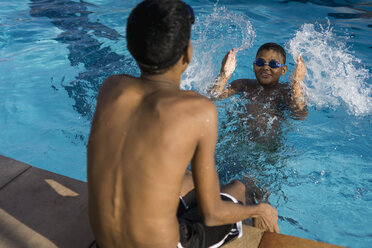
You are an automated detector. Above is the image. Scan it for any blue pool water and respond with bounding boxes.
[0,0,371,247]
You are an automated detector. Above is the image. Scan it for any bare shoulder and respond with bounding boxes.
[161,90,217,127]
[180,91,215,107]
[176,90,216,115]
[96,74,139,103]
[99,74,134,94]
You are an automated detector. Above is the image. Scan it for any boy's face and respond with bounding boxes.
[253,49,287,87]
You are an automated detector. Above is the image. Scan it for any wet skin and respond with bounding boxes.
[253,49,288,87]
[211,48,307,142]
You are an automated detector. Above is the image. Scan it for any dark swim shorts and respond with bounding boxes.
[177,192,243,248]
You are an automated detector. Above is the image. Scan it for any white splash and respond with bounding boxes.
[287,21,371,116]
[182,6,255,94]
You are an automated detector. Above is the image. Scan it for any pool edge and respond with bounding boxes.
[0,155,345,248]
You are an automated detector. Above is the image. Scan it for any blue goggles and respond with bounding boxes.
[254,58,285,69]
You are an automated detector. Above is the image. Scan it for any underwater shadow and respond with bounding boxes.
[29,0,136,119]
[280,0,372,21]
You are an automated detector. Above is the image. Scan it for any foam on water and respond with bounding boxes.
[286,20,371,116]
[182,6,255,93]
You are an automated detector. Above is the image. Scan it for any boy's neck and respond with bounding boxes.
[258,81,280,89]
[140,71,181,89]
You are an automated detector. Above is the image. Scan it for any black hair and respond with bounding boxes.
[256,42,286,64]
[126,0,193,74]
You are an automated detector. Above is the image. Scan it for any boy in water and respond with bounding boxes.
[87,1,278,248]
[211,43,307,118]
[210,43,307,145]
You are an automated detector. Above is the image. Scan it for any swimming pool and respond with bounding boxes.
[0,0,371,247]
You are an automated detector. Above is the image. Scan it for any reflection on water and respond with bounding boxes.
[328,11,372,19]
[29,0,135,119]
[282,1,372,25]
[214,94,295,198]
[281,0,372,9]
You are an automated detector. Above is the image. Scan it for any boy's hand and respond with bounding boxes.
[290,54,307,113]
[220,49,237,80]
[292,54,306,83]
[253,203,280,233]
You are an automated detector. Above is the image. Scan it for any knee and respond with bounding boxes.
[230,180,246,195]
[229,180,246,203]
[221,179,247,203]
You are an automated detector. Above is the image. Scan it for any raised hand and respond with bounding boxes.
[289,53,307,114]
[209,49,238,98]
[220,48,237,80]
[292,54,306,83]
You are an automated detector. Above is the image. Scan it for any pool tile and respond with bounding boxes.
[0,163,94,247]
[0,155,30,189]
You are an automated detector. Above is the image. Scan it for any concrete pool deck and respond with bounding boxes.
[0,155,344,248]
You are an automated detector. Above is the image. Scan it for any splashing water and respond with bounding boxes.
[287,21,371,116]
[182,6,255,94]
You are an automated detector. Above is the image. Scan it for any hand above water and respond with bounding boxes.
[292,54,306,83]
[210,48,238,98]
[290,54,307,114]
[220,48,237,80]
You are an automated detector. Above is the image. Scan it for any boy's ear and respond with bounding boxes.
[281,65,288,75]
[183,40,193,65]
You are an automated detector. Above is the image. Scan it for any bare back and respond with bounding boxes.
[87,74,211,248]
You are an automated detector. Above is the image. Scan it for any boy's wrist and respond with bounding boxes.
[256,203,265,216]
[290,77,301,87]
[248,203,264,218]
[256,203,274,218]
[218,71,229,81]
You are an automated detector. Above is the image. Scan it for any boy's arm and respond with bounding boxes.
[191,99,279,233]
[209,49,238,99]
[290,54,308,117]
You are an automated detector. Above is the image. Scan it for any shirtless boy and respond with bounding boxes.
[87,1,279,247]
[211,43,308,118]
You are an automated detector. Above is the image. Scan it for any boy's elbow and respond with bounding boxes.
[213,89,235,100]
[203,212,224,226]
[209,90,225,101]
[201,204,227,226]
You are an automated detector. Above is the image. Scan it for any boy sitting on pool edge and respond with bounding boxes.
[211,43,308,119]
[87,1,279,248]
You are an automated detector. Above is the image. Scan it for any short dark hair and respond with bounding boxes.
[126,0,193,74]
[256,42,286,64]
